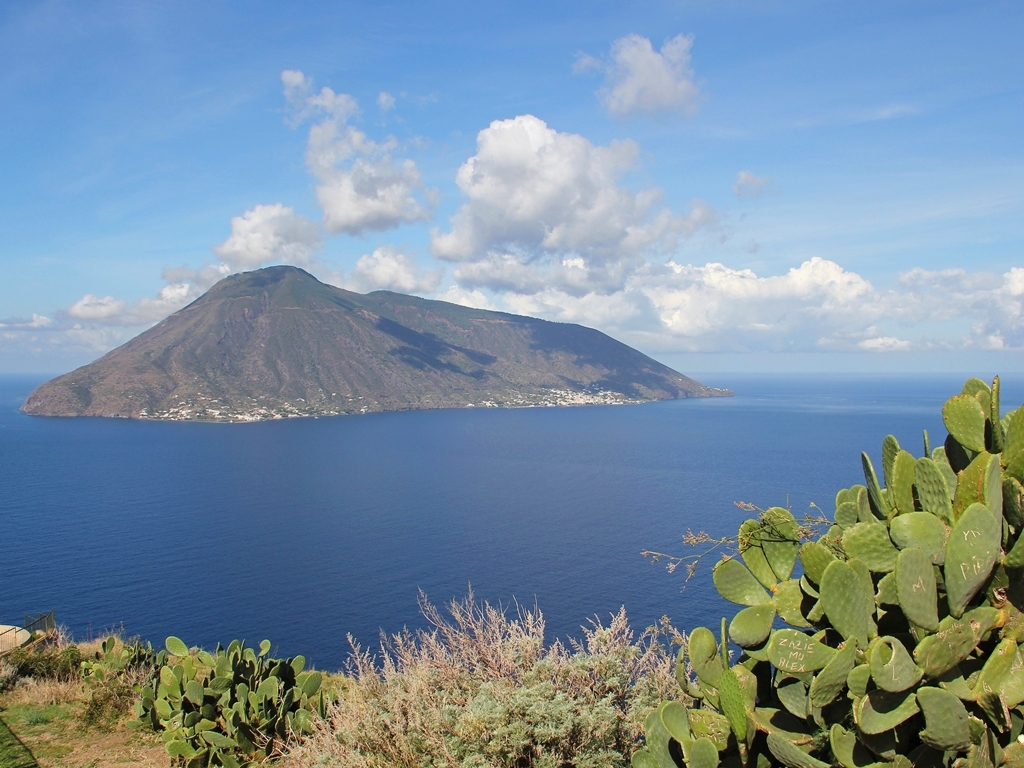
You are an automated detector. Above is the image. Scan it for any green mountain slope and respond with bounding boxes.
[22,266,730,420]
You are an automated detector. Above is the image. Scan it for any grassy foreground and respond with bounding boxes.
[0,595,682,767]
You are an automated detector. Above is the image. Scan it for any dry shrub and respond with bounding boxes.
[0,660,17,692]
[3,675,84,708]
[289,591,683,768]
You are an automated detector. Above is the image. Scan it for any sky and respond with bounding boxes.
[1,0,1022,375]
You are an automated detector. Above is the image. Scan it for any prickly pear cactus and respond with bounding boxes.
[635,376,1024,768]
[137,637,326,767]
[81,635,165,683]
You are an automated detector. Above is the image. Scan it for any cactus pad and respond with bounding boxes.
[943,394,987,453]
[642,706,676,768]
[808,641,856,707]
[729,604,776,648]
[778,677,810,718]
[914,611,988,677]
[767,628,836,673]
[862,452,891,519]
[869,636,924,692]
[688,627,723,687]
[766,732,831,768]
[1005,530,1024,568]
[889,512,948,564]
[799,541,835,585]
[660,700,692,744]
[836,501,860,528]
[760,507,801,581]
[974,638,1024,710]
[892,449,918,515]
[895,547,939,631]
[917,686,971,751]
[820,560,876,646]
[843,522,899,572]
[944,502,1001,617]
[773,578,812,628]
[713,557,771,606]
[165,636,189,657]
[740,518,779,589]
[952,452,998,519]
[687,709,730,751]
[1003,476,1024,528]
[717,667,748,741]
[829,724,883,768]
[915,457,953,523]
[882,435,901,490]
[855,689,920,734]
[688,737,720,768]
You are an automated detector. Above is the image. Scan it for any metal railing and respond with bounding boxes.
[0,610,55,656]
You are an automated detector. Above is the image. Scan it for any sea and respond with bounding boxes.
[0,373,1015,670]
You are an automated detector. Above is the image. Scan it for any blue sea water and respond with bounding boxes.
[0,373,1017,670]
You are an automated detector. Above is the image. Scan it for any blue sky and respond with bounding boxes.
[1,0,1022,374]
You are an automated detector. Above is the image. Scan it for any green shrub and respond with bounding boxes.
[4,645,81,681]
[635,375,1024,768]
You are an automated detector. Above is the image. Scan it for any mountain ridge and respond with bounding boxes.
[22,266,730,421]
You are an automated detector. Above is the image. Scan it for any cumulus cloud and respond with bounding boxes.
[576,34,699,117]
[377,91,395,111]
[430,114,715,295]
[213,203,321,269]
[283,70,434,235]
[67,295,126,321]
[434,285,495,310]
[896,266,1024,348]
[858,336,912,352]
[733,170,771,199]
[64,272,215,327]
[281,69,358,126]
[0,314,53,329]
[439,257,1024,354]
[347,246,441,294]
[497,257,883,351]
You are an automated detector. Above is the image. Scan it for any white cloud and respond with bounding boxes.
[858,336,912,351]
[577,34,700,117]
[0,314,53,328]
[430,114,714,294]
[284,69,434,235]
[377,91,395,111]
[434,285,495,310]
[440,257,1024,354]
[896,266,1024,348]
[213,203,321,269]
[64,275,212,328]
[733,170,771,199]
[347,246,441,294]
[67,295,126,321]
[281,69,358,126]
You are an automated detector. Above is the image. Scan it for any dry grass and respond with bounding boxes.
[1,678,83,710]
[286,591,684,768]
